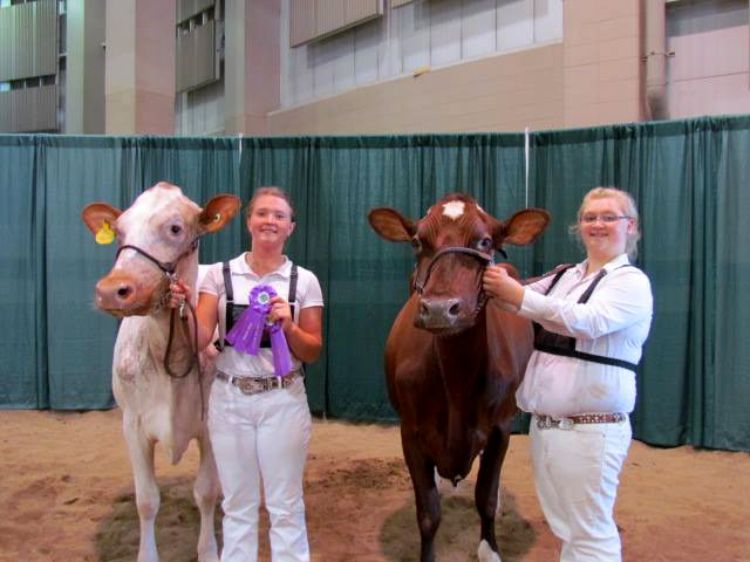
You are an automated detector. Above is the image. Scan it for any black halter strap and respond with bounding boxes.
[413,247,494,294]
[116,237,200,277]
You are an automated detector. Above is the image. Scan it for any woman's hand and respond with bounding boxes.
[482,265,525,312]
[268,295,293,331]
[267,296,323,363]
[168,279,191,311]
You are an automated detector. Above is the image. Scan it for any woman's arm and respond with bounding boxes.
[483,265,525,311]
[522,269,653,339]
[268,296,323,363]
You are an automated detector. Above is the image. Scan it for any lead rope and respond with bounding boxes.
[163,288,205,420]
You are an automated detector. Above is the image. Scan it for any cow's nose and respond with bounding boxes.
[95,275,138,310]
[418,297,462,328]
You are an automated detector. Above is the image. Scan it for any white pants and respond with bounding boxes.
[208,377,312,562]
[530,416,632,562]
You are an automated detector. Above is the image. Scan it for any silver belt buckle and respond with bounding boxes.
[536,415,574,430]
[537,415,553,429]
[235,377,262,395]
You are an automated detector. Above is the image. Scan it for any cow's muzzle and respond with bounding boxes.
[413,247,493,333]
[95,272,166,316]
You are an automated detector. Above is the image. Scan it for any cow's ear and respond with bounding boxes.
[81,203,121,239]
[494,208,550,246]
[200,194,242,233]
[368,208,417,242]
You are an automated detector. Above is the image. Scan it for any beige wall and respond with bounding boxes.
[269,44,565,135]
[224,0,281,135]
[65,0,106,134]
[563,0,644,128]
[105,0,175,134]
[268,0,646,135]
[667,20,750,118]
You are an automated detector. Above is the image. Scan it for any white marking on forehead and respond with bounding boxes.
[442,201,465,221]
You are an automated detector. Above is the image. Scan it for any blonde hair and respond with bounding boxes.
[245,186,296,222]
[569,187,641,259]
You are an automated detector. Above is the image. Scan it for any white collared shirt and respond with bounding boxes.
[515,254,653,417]
[200,252,324,378]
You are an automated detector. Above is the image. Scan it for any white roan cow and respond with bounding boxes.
[81,182,241,562]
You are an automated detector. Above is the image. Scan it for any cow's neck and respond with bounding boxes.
[432,310,488,465]
[434,311,488,406]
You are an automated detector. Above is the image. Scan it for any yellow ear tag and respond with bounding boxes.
[95,222,116,245]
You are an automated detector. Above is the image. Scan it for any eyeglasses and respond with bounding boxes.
[580,213,630,224]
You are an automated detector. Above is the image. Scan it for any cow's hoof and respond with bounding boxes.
[477,539,501,562]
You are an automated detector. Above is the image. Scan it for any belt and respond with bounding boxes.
[536,412,627,430]
[215,370,301,395]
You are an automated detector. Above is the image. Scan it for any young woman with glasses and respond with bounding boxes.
[482,186,653,561]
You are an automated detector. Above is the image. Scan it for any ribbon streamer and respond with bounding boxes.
[225,284,294,376]
[268,322,294,376]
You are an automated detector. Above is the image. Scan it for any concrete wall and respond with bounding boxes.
[269,43,565,135]
[562,0,644,128]
[224,0,281,135]
[65,0,105,134]
[109,0,749,136]
[666,0,750,119]
[105,0,175,134]
[268,0,645,135]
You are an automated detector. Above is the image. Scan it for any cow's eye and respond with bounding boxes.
[477,237,493,252]
[169,224,183,236]
[411,236,422,253]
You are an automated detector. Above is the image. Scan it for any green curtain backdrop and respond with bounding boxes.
[1,114,748,451]
[0,135,41,407]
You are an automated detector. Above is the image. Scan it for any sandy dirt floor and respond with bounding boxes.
[0,408,749,562]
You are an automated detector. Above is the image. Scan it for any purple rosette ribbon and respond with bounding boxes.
[268,322,294,376]
[225,284,294,376]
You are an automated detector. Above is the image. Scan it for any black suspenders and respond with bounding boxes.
[222,261,299,348]
[532,265,639,372]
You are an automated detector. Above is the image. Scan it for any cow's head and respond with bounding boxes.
[82,182,240,317]
[369,193,549,334]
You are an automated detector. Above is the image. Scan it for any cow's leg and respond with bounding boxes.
[401,426,441,562]
[122,415,160,562]
[474,426,510,562]
[194,430,221,562]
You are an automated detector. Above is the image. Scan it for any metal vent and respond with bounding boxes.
[0,84,57,132]
[0,0,58,82]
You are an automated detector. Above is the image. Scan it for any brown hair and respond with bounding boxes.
[245,186,296,222]
[569,186,642,259]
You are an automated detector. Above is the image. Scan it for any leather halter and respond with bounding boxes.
[115,237,200,277]
[413,247,495,311]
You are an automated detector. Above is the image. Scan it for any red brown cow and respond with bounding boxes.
[82,182,240,562]
[368,193,549,562]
